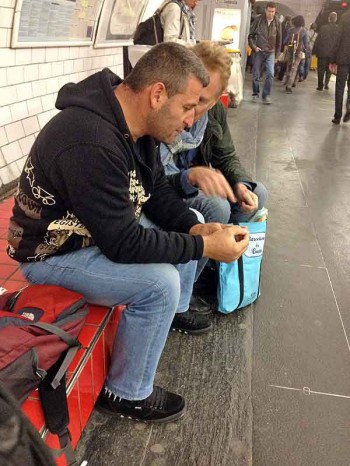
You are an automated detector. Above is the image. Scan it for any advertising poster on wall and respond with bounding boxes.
[12,0,103,48]
[211,7,241,50]
[94,0,148,47]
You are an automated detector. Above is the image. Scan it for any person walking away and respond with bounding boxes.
[313,12,339,90]
[160,0,201,45]
[329,10,350,124]
[284,15,310,93]
[248,2,282,104]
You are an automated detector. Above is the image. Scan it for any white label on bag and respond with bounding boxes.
[245,232,265,257]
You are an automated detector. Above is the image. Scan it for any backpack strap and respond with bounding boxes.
[31,321,82,389]
[39,354,78,466]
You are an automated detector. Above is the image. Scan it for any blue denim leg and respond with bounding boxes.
[252,52,263,96]
[184,193,231,280]
[139,213,198,311]
[185,192,231,224]
[20,247,181,400]
[230,182,268,223]
[262,52,275,99]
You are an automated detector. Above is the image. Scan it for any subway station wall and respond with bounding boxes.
[0,1,124,194]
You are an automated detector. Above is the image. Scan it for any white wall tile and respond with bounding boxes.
[26,97,43,116]
[0,105,12,126]
[0,48,15,67]
[63,60,74,75]
[45,48,59,62]
[52,61,64,77]
[18,134,35,156]
[58,48,70,61]
[0,7,13,27]
[32,80,47,98]
[6,66,23,85]
[0,126,8,146]
[0,148,6,168]
[31,48,45,64]
[10,101,28,121]
[0,85,17,106]
[5,121,24,143]
[16,82,33,101]
[0,28,10,48]
[38,63,52,79]
[0,161,21,185]
[1,140,22,164]
[37,110,52,129]
[41,93,55,111]
[16,156,27,173]
[0,68,7,87]
[69,47,80,59]
[45,77,58,93]
[23,64,39,82]
[15,49,32,66]
[22,116,39,136]
[0,1,16,7]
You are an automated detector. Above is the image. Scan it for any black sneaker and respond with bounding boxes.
[96,385,185,423]
[343,111,350,123]
[171,310,212,335]
[316,87,323,91]
[189,294,211,315]
[332,118,341,125]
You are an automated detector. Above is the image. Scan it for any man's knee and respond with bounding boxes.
[203,197,231,223]
[253,182,268,209]
[147,264,181,309]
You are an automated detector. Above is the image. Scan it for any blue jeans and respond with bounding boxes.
[252,51,275,98]
[186,182,268,224]
[20,245,197,400]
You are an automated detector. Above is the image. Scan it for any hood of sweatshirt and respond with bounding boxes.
[55,68,127,130]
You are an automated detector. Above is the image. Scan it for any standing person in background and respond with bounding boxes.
[313,12,339,90]
[160,0,201,46]
[330,10,350,124]
[284,15,310,94]
[248,2,282,104]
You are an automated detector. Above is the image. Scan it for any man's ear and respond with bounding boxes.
[150,82,168,109]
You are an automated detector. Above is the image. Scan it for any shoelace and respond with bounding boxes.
[142,386,166,410]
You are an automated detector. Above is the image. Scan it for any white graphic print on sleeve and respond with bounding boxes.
[24,157,55,205]
[129,170,150,218]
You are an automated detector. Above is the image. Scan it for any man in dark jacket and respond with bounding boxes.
[313,12,339,90]
[248,1,282,104]
[160,42,267,305]
[330,10,350,124]
[161,42,267,226]
[7,43,249,424]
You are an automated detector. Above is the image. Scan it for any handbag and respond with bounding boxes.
[217,220,266,313]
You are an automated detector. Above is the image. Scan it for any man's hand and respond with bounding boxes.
[329,63,337,75]
[234,183,258,213]
[255,46,262,52]
[187,167,236,203]
[189,222,224,236]
[201,225,249,262]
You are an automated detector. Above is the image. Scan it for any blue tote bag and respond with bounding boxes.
[217,221,266,313]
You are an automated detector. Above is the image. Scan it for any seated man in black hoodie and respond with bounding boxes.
[7,43,249,424]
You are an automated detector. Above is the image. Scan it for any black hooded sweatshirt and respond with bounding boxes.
[8,68,204,264]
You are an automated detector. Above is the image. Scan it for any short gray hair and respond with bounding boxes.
[329,12,337,23]
[124,42,209,97]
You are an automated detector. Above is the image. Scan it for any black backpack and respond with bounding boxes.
[133,1,184,45]
[0,383,56,466]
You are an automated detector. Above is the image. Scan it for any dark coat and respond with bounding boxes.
[8,69,203,264]
[198,101,254,188]
[312,23,339,58]
[331,11,350,64]
[248,13,282,55]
